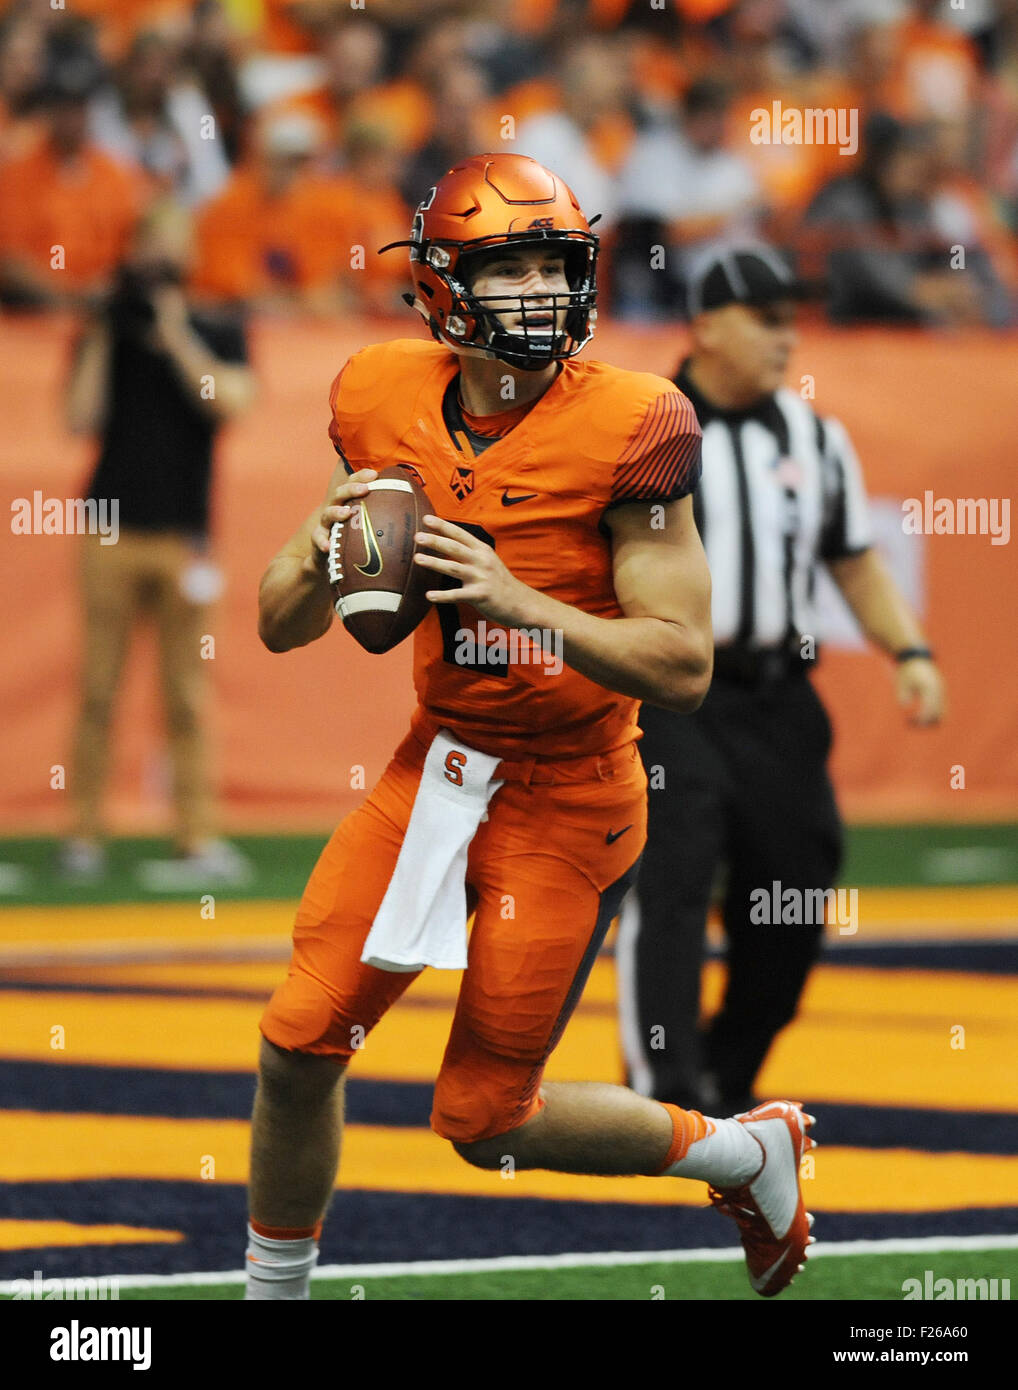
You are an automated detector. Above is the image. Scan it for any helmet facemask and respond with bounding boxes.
[380,155,601,369]
[418,231,598,371]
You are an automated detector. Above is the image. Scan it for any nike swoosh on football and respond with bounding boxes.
[501,490,539,506]
[605,825,633,844]
[353,501,383,577]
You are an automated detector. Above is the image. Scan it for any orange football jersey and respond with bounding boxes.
[328,339,701,759]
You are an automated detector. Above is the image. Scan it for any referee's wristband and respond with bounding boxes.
[894,646,934,663]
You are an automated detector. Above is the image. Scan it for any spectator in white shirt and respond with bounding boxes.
[90,29,230,207]
[510,36,631,232]
[616,79,763,317]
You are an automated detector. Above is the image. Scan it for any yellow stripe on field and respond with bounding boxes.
[2,992,271,1071]
[4,1113,1018,1213]
[843,885,1018,935]
[0,900,294,963]
[3,961,1016,1110]
[767,962,1018,1027]
[757,964,1018,1110]
[4,947,1017,1029]
[0,1220,183,1251]
[0,885,1014,966]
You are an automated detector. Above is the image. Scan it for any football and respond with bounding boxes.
[327,465,435,653]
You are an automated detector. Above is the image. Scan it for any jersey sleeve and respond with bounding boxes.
[326,344,384,468]
[327,361,352,468]
[327,339,445,472]
[818,414,872,560]
[607,386,702,508]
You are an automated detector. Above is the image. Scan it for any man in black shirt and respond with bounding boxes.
[63,197,255,884]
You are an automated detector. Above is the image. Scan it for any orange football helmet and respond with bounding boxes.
[380,153,599,371]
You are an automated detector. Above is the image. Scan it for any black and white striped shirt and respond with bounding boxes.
[676,360,872,651]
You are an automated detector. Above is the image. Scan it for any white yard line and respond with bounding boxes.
[4,1233,1016,1294]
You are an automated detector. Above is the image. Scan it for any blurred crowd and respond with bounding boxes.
[1,0,1017,326]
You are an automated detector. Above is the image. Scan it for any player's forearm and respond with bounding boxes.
[258,552,335,652]
[500,586,713,712]
[160,327,254,421]
[828,549,929,657]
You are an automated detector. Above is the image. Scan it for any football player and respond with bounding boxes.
[249,153,815,1300]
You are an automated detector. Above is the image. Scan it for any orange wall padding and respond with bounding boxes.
[1,314,1015,832]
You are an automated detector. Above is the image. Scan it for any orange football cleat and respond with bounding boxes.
[708,1100,817,1297]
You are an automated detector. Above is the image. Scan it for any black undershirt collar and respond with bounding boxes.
[674,356,780,428]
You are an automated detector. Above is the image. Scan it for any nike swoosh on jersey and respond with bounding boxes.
[605,825,633,844]
[353,501,383,577]
[501,490,539,507]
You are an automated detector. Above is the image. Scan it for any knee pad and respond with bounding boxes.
[260,973,358,1061]
[431,1055,544,1144]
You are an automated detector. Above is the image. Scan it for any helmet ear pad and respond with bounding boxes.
[411,258,483,347]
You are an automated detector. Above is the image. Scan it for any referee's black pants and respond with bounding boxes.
[618,671,843,1113]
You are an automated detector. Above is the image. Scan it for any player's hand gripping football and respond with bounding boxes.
[306,467,378,577]
[413,516,533,628]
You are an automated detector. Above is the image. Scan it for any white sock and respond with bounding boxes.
[661,1117,763,1186]
[244,1223,320,1301]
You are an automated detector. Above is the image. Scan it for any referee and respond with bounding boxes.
[618,244,945,1115]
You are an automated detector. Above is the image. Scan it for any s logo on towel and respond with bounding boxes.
[444,750,467,786]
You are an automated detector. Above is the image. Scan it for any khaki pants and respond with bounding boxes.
[71,528,218,851]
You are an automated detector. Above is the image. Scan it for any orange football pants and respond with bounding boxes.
[259,714,647,1143]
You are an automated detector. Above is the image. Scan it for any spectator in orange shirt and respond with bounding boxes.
[259,0,321,55]
[0,59,147,309]
[191,109,350,314]
[280,17,388,163]
[343,16,470,157]
[883,0,982,123]
[192,108,408,317]
[281,14,443,168]
[722,1,842,238]
[330,120,411,314]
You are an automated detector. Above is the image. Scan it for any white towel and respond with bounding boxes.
[360,729,504,972]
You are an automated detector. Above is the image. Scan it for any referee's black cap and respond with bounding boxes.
[687,245,825,317]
